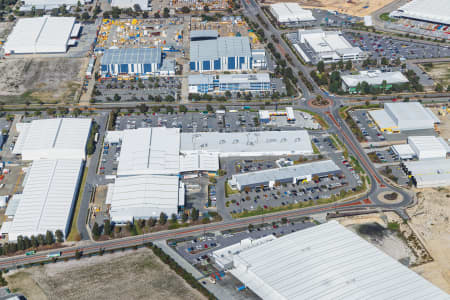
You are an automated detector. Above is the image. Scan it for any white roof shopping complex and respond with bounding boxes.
[106,175,184,223]
[390,0,450,26]
[6,159,83,242]
[13,118,92,161]
[181,130,313,157]
[270,3,315,23]
[4,16,76,54]
[369,102,439,132]
[228,220,449,300]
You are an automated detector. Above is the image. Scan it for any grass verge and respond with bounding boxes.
[67,167,88,241]
[225,180,239,197]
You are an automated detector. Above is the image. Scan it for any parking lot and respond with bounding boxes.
[220,135,362,216]
[343,32,450,60]
[174,219,316,265]
[94,77,181,102]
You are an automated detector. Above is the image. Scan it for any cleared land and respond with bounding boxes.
[0,57,85,104]
[268,0,396,17]
[6,248,206,300]
[430,107,450,140]
[421,63,450,88]
[408,188,450,293]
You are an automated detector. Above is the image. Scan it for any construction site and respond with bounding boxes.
[168,0,231,12]
[266,0,397,17]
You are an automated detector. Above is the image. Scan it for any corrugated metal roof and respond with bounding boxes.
[405,158,450,187]
[6,159,83,241]
[230,160,340,187]
[13,118,92,160]
[270,3,315,22]
[117,127,180,176]
[5,194,22,217]
[101,48,162,65]
[179,152,219,173]
[391,0,450,25]
[4,16,75,54]
[108,175,182,222]
[190,37,251,61]
[342,71,409,87]
[111,0,150,10]
[230,220,450,300]
[190,30,219,40]
[408,136,449,159]
[219,73,270,84]
[181,130,313,156]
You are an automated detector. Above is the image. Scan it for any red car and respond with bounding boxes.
[263,205,268,209]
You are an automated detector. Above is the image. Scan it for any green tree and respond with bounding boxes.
[81,11,90,20]
[170,213,178,224]
[179,105,188,113]
[248,224,254,231]
[345,60,352,70]
[147,217,157,227]
[317,60,325,73]
[281,217,288,224]
[31,235,39,248]
[75,249,83,260]
[381,57,389,65]
[203,5,209,12]
[17,236,24,251]
[191,207,199,221]
[338,60,344,70]
[104,220,112,236]
[55,230,64,243]
[435,83,443,92]
[159,212,167,225]
[163,7,170,18]
[92,222,100,239]
[113,94,121,101]
[206,104,213,112]
[46,230,54,245]
[0,271,7,287]
[181,6,190,13]
[181,213,188,223]
[224,91,232,98]
[37,234,45,246]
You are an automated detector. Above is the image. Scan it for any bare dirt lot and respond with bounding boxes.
[430,107,450,140]
[268,0,396,17]
[0,57,86,104]
[408,188,450,293]
[6,248,206,300]
[421,63,450,88]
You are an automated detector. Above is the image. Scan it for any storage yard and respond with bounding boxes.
[269,0,397,17]
[0,57,85,103]
[420,63,450,88]
[5,248,206,300]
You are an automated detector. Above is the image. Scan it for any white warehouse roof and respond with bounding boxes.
[111,0,150,10]
[13,118,92,160]
[390,0,450,26]
[6,159,83,242]
[179,152,219,173]
[113,127,180,176]
[181,130,313,157]
[107,175,184,223]
[229,220,449,300]
[408,136,449,160]
[229,160,340,189]
[341,70,409,87]
[270,3,315,23]
[4,16,76,54]
[404,158,450,188]
[369,102,439,131]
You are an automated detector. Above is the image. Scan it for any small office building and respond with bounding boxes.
[341,70,409,93]
[270,2,315,25]
[188,73,272,94]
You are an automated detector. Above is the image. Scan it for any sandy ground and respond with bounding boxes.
[407,188,450,293]
[268,0,396,17]
[0,57,85,103]
[430,107,450,140]
[6,248,206,300]
[421,63,450,88]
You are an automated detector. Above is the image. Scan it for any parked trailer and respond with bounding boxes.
[25,250,36,256]
[237,285,246,291]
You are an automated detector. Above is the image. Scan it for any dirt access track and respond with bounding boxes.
[268,0,397,17]
[5,248,206,300]
[0,57,87,104]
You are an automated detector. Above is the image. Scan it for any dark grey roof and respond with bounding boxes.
[190,37,251,61]
[101,48,162,65]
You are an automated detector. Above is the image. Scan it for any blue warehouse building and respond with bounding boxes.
[101,48,168,77]
[188,73,272,94]
[190,36,253,72]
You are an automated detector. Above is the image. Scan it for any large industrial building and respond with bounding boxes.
[341,70,409,93]
[229,160,341,191]
[180,130,313,157]
[392,136,449,160]
[296,29,366,64]
[189,34,253,72]
[4,16,77,54]
[2,159,84,242]
[13,118,92,161]
[19,0,79,11]
[215,220,449,300]
[389,0,450,26]
[403,159,450,188]
[100,48,175,77]
[269,3,315,25]
[368,102,439,133]
[188,73,272,94]
[106,175,184,224]
[111,0,151,10]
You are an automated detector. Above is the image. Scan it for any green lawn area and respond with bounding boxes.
[67,167,88,241]
[380,13,397,22]
[225,180,239,197]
